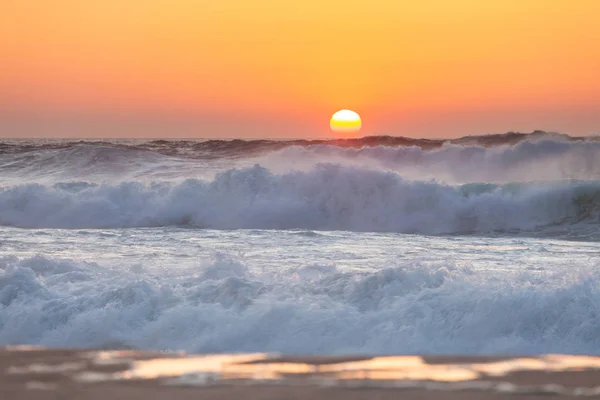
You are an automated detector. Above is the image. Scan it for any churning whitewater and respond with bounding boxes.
[1,132,599,355]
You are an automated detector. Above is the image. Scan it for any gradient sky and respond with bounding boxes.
[1,0,599,138]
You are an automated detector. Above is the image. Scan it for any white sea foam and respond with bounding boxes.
[0,135,598,355]
[1,254,599,355]
[0,164,598,236]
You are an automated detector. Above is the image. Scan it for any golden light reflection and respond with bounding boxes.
[74,353,600,384]
[116,354,268,380]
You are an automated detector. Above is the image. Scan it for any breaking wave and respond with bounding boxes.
[1,253,599,354]
[0,164,599,237]
[0,130,597,158]
[3,131,599,356]
[261,138,600,183]
[1,132,599,184]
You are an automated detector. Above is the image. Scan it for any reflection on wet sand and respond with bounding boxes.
[6,348,600,397]
[76,353,600,385]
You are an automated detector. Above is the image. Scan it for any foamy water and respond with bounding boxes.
[1,133,599,354]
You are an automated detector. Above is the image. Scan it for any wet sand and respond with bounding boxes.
[2,347,600,399]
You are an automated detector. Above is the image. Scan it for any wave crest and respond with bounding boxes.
[2,132,599,185]
[0,164,598,237]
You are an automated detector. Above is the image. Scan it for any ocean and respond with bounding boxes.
[1,132,599,355]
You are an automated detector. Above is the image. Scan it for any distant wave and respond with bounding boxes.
[262,138,600,183]
[1,253,599,354]
[1,130,598,159]
[0,164,598,237]
[1,132,600,184]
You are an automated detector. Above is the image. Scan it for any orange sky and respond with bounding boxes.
[1,0,599,138]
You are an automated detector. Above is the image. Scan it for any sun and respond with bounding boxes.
[330,110,361,134]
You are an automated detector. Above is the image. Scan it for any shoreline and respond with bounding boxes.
[3,347,600,399]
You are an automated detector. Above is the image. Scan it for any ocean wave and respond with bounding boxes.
[1,132,599,185]
[258,138,600,183]
[0,164,598,236]
[0,130,597,158]
[1,254,599,354]
[0,142,196,183]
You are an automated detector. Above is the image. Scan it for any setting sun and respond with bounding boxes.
[330,110,362,134]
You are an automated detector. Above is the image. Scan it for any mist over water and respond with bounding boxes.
[1,132,599,354]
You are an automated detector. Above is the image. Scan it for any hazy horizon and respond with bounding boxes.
[1,110,598,140]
